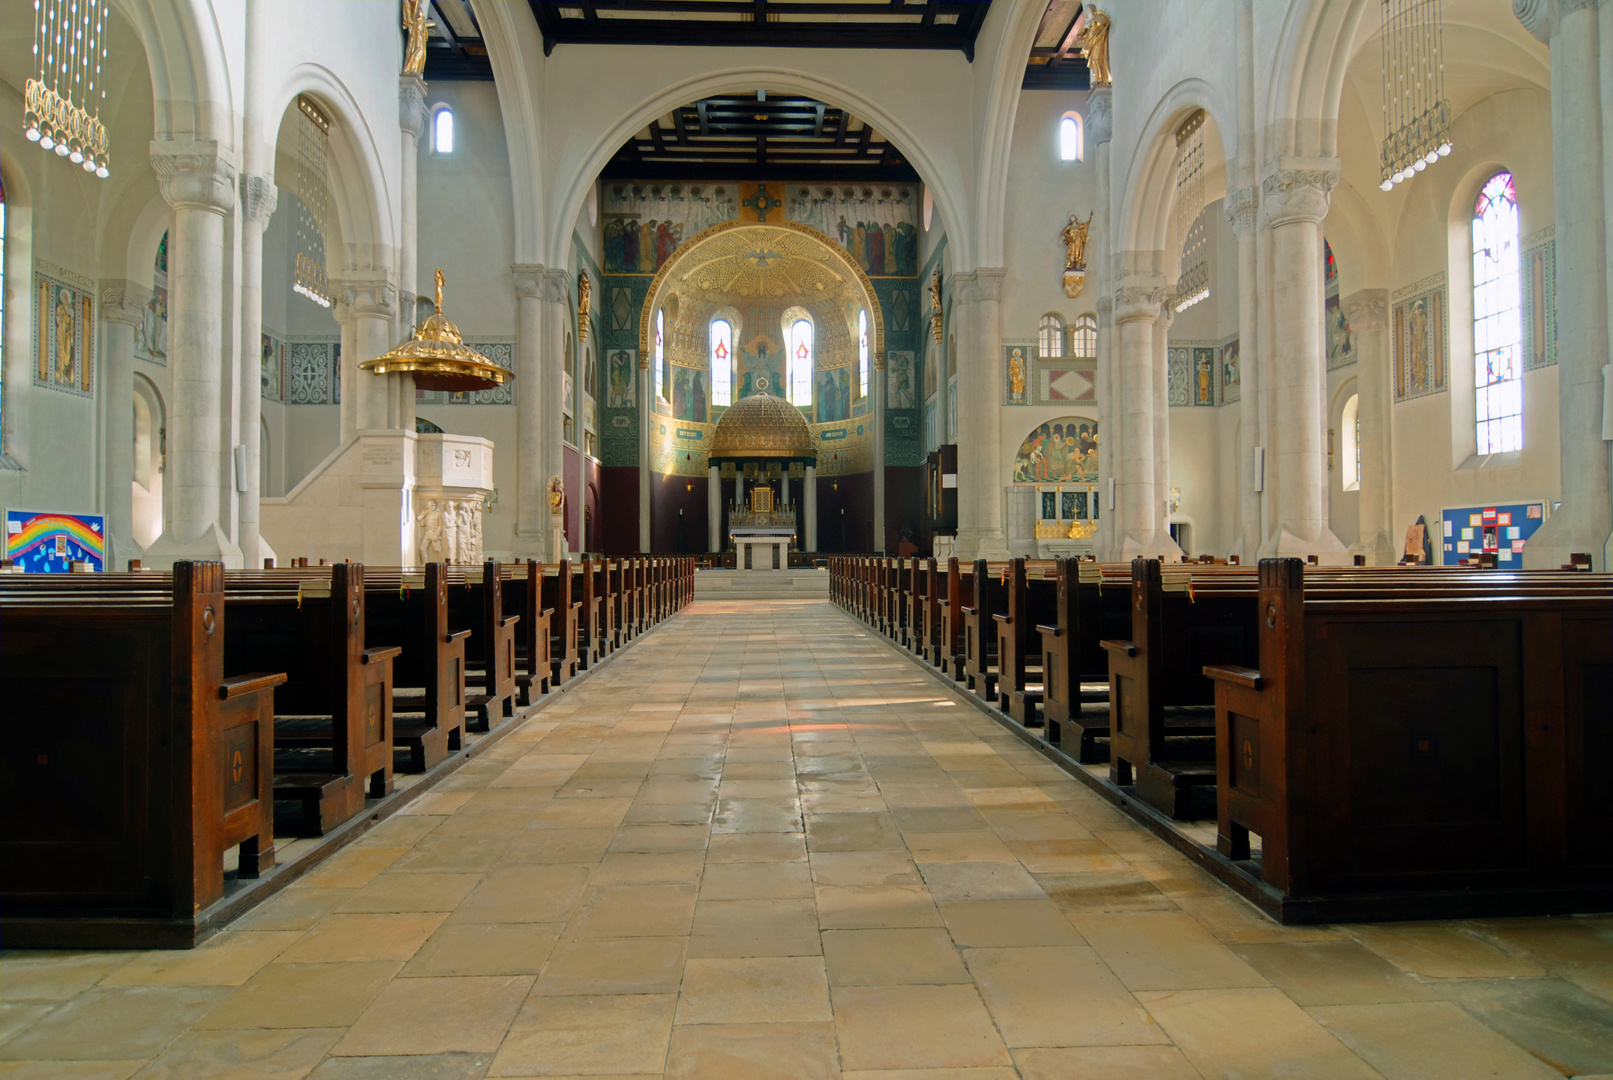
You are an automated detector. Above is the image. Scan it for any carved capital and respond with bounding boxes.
[950,267,1006,305]
[543,268,570,304]
[1095,295,1114,320]
[150,139,237,215]
[399,75,428,138]
[340,273,397,319]
[1087,88,1113,147]
[100,279,149,327]
[1154,302,1175,330]
[1224,186,1259,236]
[1515,0,1599,41]
[241,174,278,225]
[1261,167,1338,228]
[1343,288,1389,331]
[1114,282,1167,324]
[512,263,547,300]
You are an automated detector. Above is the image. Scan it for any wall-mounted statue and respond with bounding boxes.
[1061,212,1093,299]
[1076,8,1111,87]
[401,0,431,76]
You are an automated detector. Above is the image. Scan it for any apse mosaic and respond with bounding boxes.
[5,510,104,572]
[886,351,916,409]
[1167,345,1216,407]
[1013,418,1099,484]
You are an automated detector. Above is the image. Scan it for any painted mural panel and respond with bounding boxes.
[785,184,919,276]
[1003,343,1032,405]
[5,510,105,572]
[33,262,95,397]
[136,232,168,364]
[1013,419,1100,484]
[886,350,915,409]
[1392,279,1448,401]
[603,182,739,273]
[606,348,638,407]
[816,368,851,423]
[1326,293,1355,369]
[672,365,708,422]
[1193,347,1215,405]
[737,339,784,399]
[1220,338,1240,404]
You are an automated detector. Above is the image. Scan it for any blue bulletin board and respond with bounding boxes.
[4,509,106,572]
[1440,500,1548,566]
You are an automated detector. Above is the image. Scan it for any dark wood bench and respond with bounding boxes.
[362,562,469,772]
[1036,559,1133,761]
[445,560,518,730]
[544,559,581,685]
[995,559,1059,726]
[504,560,553,705]
[961,559,1008,701]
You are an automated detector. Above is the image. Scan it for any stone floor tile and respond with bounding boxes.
[1466,916,1613,972]
[712,799,804,834]
[532,938,685,996]
[487,994,676,1077]
[1139,988,1381,1080]
[815,884,943,929]
[831,985,1012,1071]
[607,824,711,853]
[193,962,401,1030]
[127,1026,341,1079]
[331,975,531,1056]
[979,810,1095,842]
[0,1004,52,1050]
[454,867,590,924]
[675,957,831,1025]
[699,862,814,900]
[902,833,1017,864]
[1430,976,1613,1076]
[305,1052,494,1079]
[0,1062,146,1079]
[689,899,823,958]
[570,883,697,936]
[917,861,1045,902]
[391,834,514,872]
[822,928,971,986]
[296,846,413,889]
[402,924,562,977]
[890,807,992,834]
[0,987,227,1061]
[622,801,714,826]
[1231,942,1442,1006]
[1071,913,1271,991]
[840,1071,1019,1080]
[98,932,303,987]
[590,851,706,884]
[529,797,633,830]
[1310,1001,1561,1079]
[0,953,138,1001]
[1036,871,1180,914]
[275,915,445,965]
[963,946,1168,1048]
[664,1022,838,1080]
[1348,923,1547,979]
[936,900,1088,948]
[1013,1045,1204,1080]
[1007,838,1130,875]
[339,874,482,914]
[706,833,808,863]
[497,829,614,866]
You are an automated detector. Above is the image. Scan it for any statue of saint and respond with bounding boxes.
[1061,212,1093,271]
[577,271,591,342]
[548,476,565,514]
[402,0,431,77]
[419,499,445,563]
[1076,8,1112,87]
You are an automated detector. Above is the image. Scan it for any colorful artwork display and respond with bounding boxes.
[1523,232,1557,371]
[1439,501,1547,566]
[1013,418,1099,483]
[737,339,783,399]
[886,350,915,409]
[816,368,851,423]
[33,263,94,397]
[1326,292,1355,369]
[1393,281,1448,401]
[1003,344,1032,405]
[786,185,919,276]
[5,510,105,572]
[136,232,168,364]
[1220,338,1241,404]
[606,348,638,407]
[1193,347,1215,405]
[603,182,739,273]
[672,366,707,422]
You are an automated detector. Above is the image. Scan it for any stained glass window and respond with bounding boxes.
[857,309,869,399]
[1473,172,1522,454]
[1071,314,1097,358]
[1341,393,1360,492]
[654,308,666,401]
[711,318,732,407]
[790,318,813,406]
[1039,314,1064,358]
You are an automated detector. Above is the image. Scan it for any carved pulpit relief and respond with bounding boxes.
[416,495,485,564]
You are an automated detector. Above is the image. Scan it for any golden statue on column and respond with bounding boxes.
[1075,8,1111,87]
[1061,212,1093,299]
[402,0,432,76]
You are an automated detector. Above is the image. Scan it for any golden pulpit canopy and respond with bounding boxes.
[360,269,511,392]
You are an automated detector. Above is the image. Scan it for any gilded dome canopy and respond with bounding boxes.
[708,387,818,462]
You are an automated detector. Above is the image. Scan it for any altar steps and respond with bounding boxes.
[693,568,830,601]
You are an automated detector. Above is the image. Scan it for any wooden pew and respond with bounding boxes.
[505,560,552,705]
[995,558,1059,725]
[445,560,518,730]
[1203,558,1613,914]
[363,563,468,772]
[575,556,602,669]
[907,555,928,658]
[545,559,580,685]
[961,559,1008,700]
[939,557,970,680]
[1,562,286,944]
[1036,559,1133,761]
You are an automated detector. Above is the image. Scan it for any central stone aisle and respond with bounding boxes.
[5,598,1610,1079]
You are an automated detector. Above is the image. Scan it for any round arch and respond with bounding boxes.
[1116,81,1234,269]
[1263,0,1374,160]
[636,220,887,370]
[114,0,235,146]
[545,69,973,271]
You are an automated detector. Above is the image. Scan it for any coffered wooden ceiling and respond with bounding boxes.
[602,93,918,182]
[1023,0,1091,90]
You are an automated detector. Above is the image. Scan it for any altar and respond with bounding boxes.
[730,486,794,571]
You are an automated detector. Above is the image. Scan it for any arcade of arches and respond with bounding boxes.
[2,1,1613,1076]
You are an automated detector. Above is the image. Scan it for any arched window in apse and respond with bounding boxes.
[790,318,813,407]
[1058,113,1083,162]
[857,310,869,399]
[710,319,732,407]
[432,106,454,154]
[1473,172,1522,454]
[654,307,666,401]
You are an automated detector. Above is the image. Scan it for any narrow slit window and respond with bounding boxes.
[790,318,813,406]
[1039,314,1065,358]
[654,308,666,401]
[432,106,454,154]
[857,309,869,399]
[710,318,732,407]
[1058,113,1083,162]
[1473,172,1522,454]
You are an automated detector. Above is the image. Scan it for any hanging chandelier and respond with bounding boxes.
[293,95,333,308]
[1379,0,1452,191]
[23,0,111,178]
[1173,109,1209,313]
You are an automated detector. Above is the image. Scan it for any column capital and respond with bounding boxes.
[1343,288,1389,331]
[1513,0,1599,43]
[512,263,548,299]
[1114,280,1167,324]
[241,174,279,225]
[150,139,238,215]
[400,74,428,138]
[1261,164,1339,228]
[541,267,571,304]
[1087,87,1113,147]
[100,280,149,327]
[1153,300,1175,331]
[948,267,1006,305]
[1224,186,1259,236]
[339,272,397,319]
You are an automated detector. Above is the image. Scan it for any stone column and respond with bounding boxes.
[1227,187,1262,560]
[343,274,398,432]
[1087,87,1117,560]
[512,265,547,556]
[805,464,818,552]
[1345,290,1395,563]
[1514,0,1612,567]
[1114,283,1167,556]
[640,360,652,552]
[542,268,571,557]
[336,298,357,442]
[238,175,277,569]
[1260,166,1348,561]
[399,77,427,332]
[950,268,1007,560]
[872,351,886,550]
[100,282,147,564]
[708,464,720,553]
[146,140,242,565]
[1152,300,1177,549]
